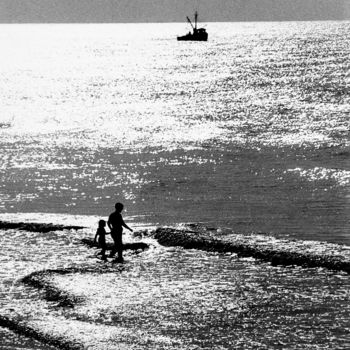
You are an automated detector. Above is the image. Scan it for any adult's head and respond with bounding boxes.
[115,202,124,212]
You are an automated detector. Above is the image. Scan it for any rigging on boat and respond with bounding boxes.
[177,11,208,41]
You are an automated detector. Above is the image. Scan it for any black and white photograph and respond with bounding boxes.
[0,1,349,349]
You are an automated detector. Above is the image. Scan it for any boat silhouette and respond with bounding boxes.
[177,11,208,41]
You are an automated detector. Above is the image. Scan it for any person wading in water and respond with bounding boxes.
[108,202,133,262]
[94,219,109,260]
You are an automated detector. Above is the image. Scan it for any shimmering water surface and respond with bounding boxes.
[1,221,350,349]
[0,21,350,349]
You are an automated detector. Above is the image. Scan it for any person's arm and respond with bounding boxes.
[93,231,99,244]
[121,217,133,232]
[107,215,113,231]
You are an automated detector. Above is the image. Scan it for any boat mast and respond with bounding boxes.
[186,16,195,31]
[194,11,198,30]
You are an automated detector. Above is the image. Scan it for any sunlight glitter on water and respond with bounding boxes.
[1,21,350,349]
[287,167,350,187]
[1,22,349,150]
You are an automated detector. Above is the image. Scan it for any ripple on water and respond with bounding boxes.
[1,218,350,349]
[17,247,349,350]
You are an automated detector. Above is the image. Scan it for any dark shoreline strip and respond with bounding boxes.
[16,266,126,347]
[1,235,147,348]
[153,228,350,274]
[21,269,88,307]
[21,265,125,306]
[81,238,149,252]
[0,220,84,233]
[0,315,83,350]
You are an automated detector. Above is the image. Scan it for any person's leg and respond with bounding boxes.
[109,234,117,257]
[101,247,107,260]
[116,234,123,262]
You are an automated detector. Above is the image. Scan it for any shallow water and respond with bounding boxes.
[49,252,350,349]
[0,21,350,348]
[1,218,349,349]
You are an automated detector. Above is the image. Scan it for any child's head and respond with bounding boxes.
[98,219,106,228]
[115,202,124,212]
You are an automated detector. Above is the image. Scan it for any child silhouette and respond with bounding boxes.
[94,220,109,260]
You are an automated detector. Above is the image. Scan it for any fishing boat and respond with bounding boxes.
[177,11,208,41]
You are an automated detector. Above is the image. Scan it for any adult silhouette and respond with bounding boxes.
[107,202,133,262]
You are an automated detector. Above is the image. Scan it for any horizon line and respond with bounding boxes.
[1,18,349,24]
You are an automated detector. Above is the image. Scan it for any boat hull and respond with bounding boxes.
[177,34,208,41]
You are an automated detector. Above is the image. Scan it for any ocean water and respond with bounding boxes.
[0,22,349,349]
